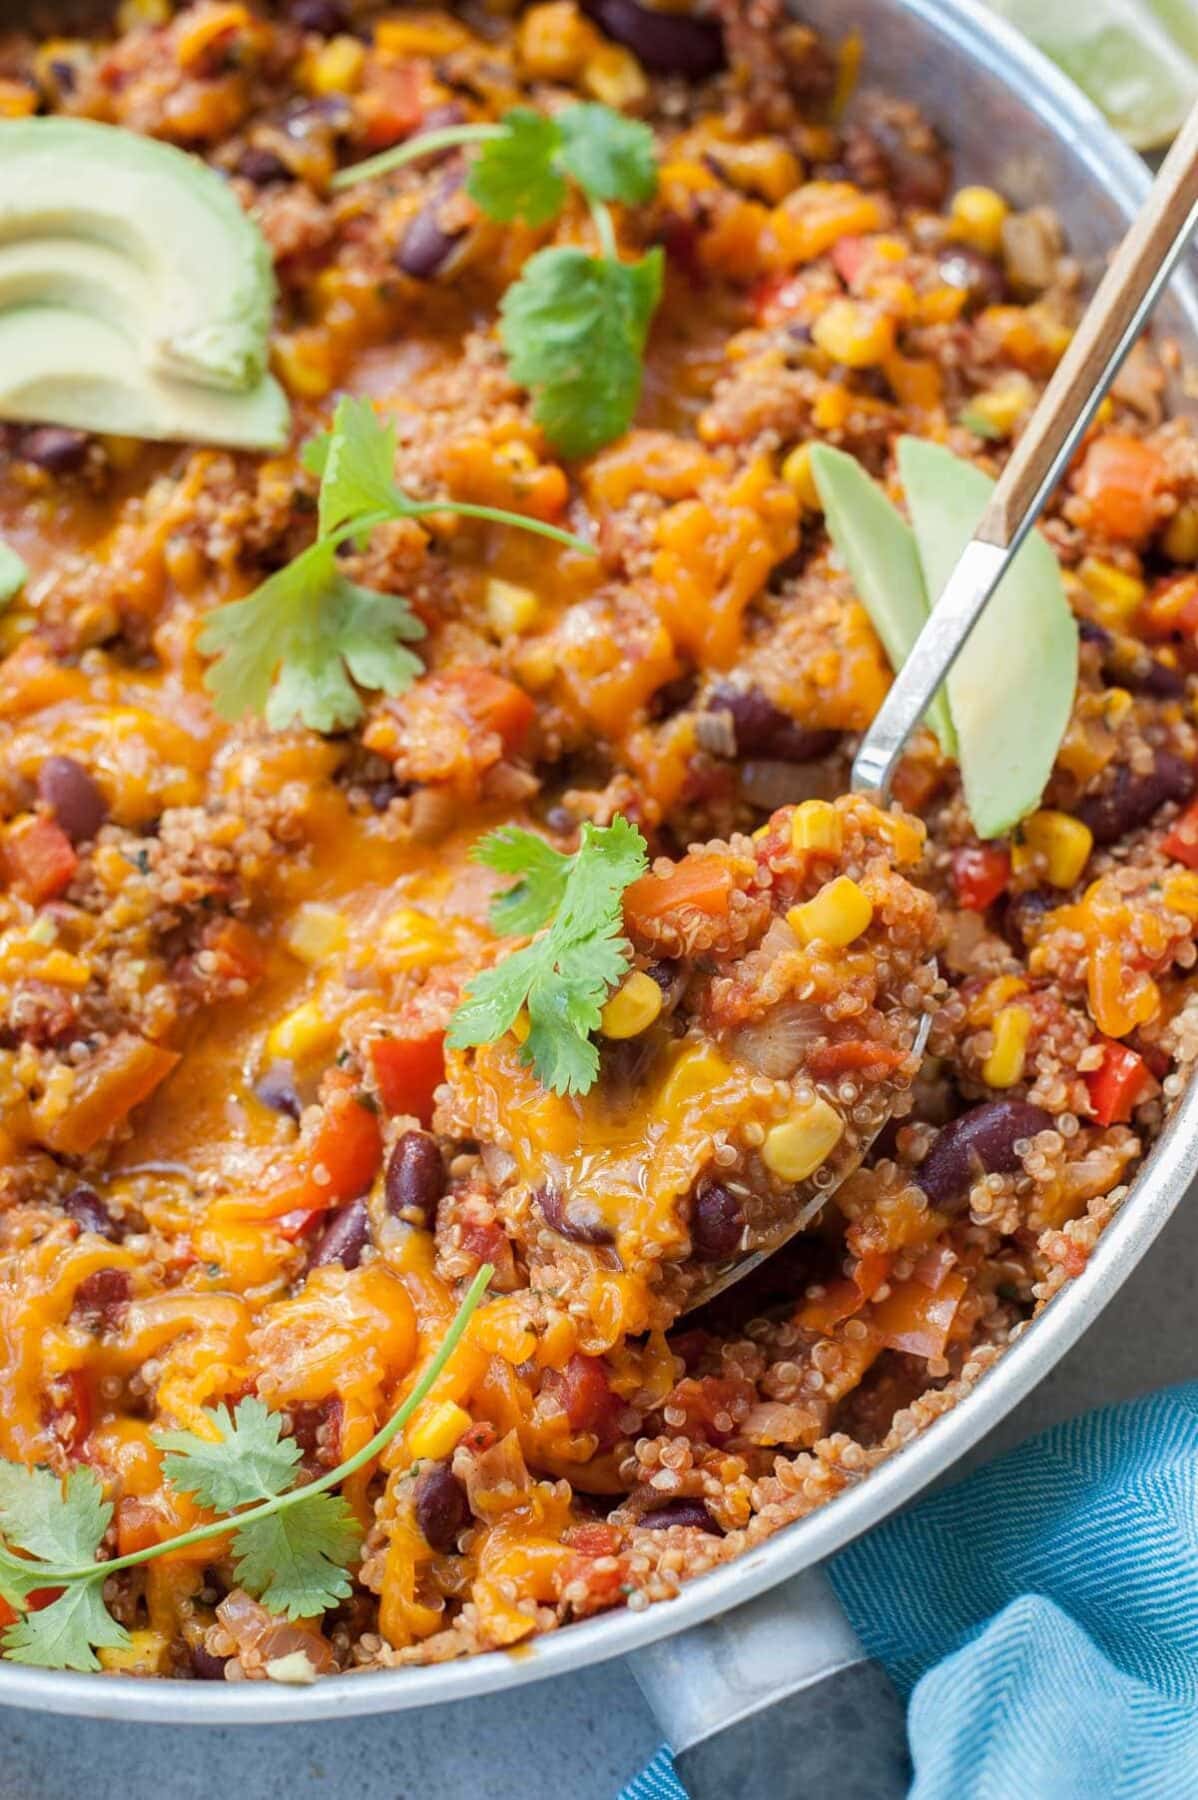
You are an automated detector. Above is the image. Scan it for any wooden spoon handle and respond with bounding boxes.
[977,99,1198,549]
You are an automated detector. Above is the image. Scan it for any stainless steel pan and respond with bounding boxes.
[3,0,1196,1782]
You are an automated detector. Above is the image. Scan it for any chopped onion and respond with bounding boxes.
[730,999,825,1079]
[740,759,838,811]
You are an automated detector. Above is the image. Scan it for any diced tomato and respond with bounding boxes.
[266,1070,383,1219]
[830,234,869,286]
[0,1586,60,1628]
[951,843,1011,911]
[623,855,733,934]
[806,1040,908,1079]
[3,814,78,903]
[1161,799,1198,869]
[553,1354,623,1446]
[749,270,806,327]
[445,668,536,755]
[871,1271,968,1359]
[368,1029,446,1125]
[38,1035,181,1156]
[1084,1040,1151,1126]
[201,917,267,986]
[48,1369,93,1458]
[565,1522,620,1558]
[357,64,424,151]
[1073,434,1165,544]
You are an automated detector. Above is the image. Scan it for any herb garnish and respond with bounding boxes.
[447,816,648,1096]
[199,397,590,732]
[0,1265,491,1671]
[333,104,664,457]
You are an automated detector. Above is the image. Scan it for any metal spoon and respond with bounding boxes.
[686,101,1198,1313]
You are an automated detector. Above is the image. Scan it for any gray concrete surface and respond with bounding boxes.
[4,1183,1197,1800]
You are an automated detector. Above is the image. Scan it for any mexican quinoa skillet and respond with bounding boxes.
[0,0,1196,1692]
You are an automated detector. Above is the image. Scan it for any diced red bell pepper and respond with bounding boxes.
[749,270,805,327]
[565,1522,621,1558]
[357,64,424,151]
[201,917,267,986]
[1072,434,1165,545]
[951,843,1011,911]
[267,1070,383,1219]
[1162,799,1198,870]
[623,855,733,935]
[3,814,78,903]
[1084,1040,1151,1126]
[552,1354,623,1446]
[806,1040,908,1080]
[368,1029,446,1125]
[446,668,536,755]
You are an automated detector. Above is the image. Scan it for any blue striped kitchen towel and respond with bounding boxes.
[622,1381,1198,1799]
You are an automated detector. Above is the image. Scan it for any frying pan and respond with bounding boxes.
[1,1,1196,1789]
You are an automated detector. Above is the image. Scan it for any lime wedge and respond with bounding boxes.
[987,0,1198,148]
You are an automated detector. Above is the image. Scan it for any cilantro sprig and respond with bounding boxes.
[198,397,590,732]
[333,104,663,458]
[0,1265,491,1672]
[447,816,648,1095]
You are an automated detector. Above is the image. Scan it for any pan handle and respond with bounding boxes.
[627,1566,910,1799]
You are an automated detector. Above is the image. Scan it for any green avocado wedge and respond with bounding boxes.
[809,444,955,756]
[897,435,1078,839]
[0,538,27,605]
[0,118,289,450]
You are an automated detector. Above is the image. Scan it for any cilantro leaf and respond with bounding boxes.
[448,815,648,1093]
[0,1462,110,1569]
[0,538,27,606]
[311,397,402,539]
[199,543,425,734]
[467,107,567,226]
[155,1399,303,1512]
[2,1580,130,1673]
[473,826,572,936]
[499,245,663,458]
[232,1494,361,1619]
[557,104,657,207]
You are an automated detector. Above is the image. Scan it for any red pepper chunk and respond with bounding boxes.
[1085,1041,1151,1126]
[368,1029,446,1125]
[1073,434,1165,545]
[3,814,78,903]
[951,843,1011,911]
[268,1071,382,1220]
[1161,799,1198,869]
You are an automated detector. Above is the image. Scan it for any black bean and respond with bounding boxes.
[384,1130,444,1228]
[414,1460,470,1552]
[237,146,291,185]
[1075,751,1195,846]
[310,1198,370,1269]
[1117,656,1186,700]
[36,755,107,845]
[289,0,350,32]
[915,1100,1054,1212]
[1002,888,1054,954]
[647,670,698,722]
[396,173,466,281]
[48,58,77,94]
[538,1184,615,1246]
[937,247,1004,312]
[20,426,89,474]
[706,685,838,764]
[254,1061,302,1121]
[581,0,724,76]
[190,1644,230,1680]
[690,1182,745,1261]
[72,1268,132,1331]
[639,1499,722,1534]
[63,1185,120,1242]
[1078,620,1113,649]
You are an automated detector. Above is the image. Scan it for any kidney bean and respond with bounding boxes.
[414,1460,470,1552]
[690,1182,745,1261]
[63,1185,120,1242]
[190,1644,230,1680]
[310,1198,370,1269]
[581,0,724,76]
[938,247,1004,312]
[20,426,89,473]
[72,1268,132,1331]
[1002,888,1055,954]
[639,1499,722,1534]
[1115,655,1186,700]
[254,1061,302,1121]
[36,755,107,845]
[915,1100,1054,1212]
[538,1184,614,1246]
[844,108,949,209]
[1076,751,1195,846]
[237,146,291,185]
[384,1130,444,1228]
[707,685,838,764]
[289,0,349,31]
[396,173,466,280]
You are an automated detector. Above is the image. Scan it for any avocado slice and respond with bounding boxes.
[0,537,26,605]
[809,444,955,756]
[897,436,1078,839]
[0,118,289,450]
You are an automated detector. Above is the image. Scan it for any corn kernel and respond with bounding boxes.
[36,948,91,989]
[711,139,803,204]
[982,1003,1031,1089]
[761,1097,844,1182]
[812,383,852,431]
[951,185,1009,255]
[516,0,595,78]
[781,443,822,510]
[788,875,873,947]
[408,1400,472,1464]
[98,1628,172,1676]
[967,373,1036,439]
[812,299,895,369]
[266,998,337,1063]
[658,1045,734,1115]
[485,577,541,637]
[303,34,365,96]
[284,903,348,967]
[1163,872,1198,920]
[791,799,843,856]
[381,907,451,971]
[118,0,170,24]
[1103,687,1134,730]
[1013,810,1093,889]
[0,79,37,118]
[176,2,249,68]
[1078,557,1146,629]
[272,331,334,400]
[373,16,468,55]
[582,43,649,107]
[600,969,663,1039]
[1164,504,1198,565]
